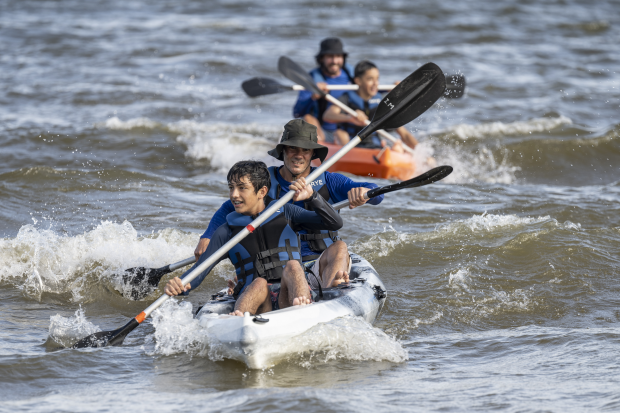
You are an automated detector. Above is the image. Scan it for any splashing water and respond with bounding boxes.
[48,307,101,348]
[0,220,197,301]
[148,300,407,368]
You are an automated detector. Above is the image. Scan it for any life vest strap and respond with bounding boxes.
[299,231,339,241]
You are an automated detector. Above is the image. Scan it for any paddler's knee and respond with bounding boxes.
[328,240,348,255]
[284,260,303,274]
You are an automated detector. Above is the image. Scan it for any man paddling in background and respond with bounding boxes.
[292,37,354,143]
[194,119,384,293]
[323,60,418,151]
[165,160,343,315]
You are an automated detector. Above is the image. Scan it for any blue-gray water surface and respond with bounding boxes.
[1,0,620,411]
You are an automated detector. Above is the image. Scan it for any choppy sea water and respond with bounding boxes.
[1,0,620,411]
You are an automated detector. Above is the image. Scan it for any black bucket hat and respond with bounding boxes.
[268,119,329,163]
[315,37,348,58]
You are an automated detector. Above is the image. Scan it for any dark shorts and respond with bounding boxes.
[268,283,281,311]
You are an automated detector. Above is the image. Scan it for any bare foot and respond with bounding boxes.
[292,296,311,306]
[331,270,350,287]
[229,310,244,317]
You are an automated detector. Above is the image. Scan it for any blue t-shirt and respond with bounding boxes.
[293,65,354,132]
[201,167,383,258]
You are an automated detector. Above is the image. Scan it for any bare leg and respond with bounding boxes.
[303,114,326,142]
[318,241,350,288]
[334,129,350,145]
[230,278,272,316]
[278,261,311,309]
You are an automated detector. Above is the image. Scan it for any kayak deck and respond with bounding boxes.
[311,142,416,180]
[195,253,386,369]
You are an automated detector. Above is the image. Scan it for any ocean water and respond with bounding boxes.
[1,0,619,411]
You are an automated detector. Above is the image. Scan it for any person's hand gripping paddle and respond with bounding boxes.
[70,62,446,349]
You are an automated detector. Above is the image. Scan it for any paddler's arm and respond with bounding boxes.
[285,178,343,231]
[165,224,231,297]
[195,200,235,260]
[322,95,368,127]
[293,90,317,118]
[324,171,384,209]
[396,126,418,149]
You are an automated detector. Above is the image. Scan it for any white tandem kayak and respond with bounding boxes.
[194,253,387,369]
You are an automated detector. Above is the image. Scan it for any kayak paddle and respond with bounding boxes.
[331,165,453,210]
[71,61,446,349]
[277,57,412,154]
[242,74,465,99]
[118,164,453,300]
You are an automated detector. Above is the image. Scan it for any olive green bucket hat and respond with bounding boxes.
[268,119,329,163]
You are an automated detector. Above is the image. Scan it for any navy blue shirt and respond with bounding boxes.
[201,167,383,258]
[292,65,354,132]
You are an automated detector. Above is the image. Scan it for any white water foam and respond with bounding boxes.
[48,307,101,348]
[434,143,521,184]
[446,267,535,318]
[433,115,573,140]
[0,221,197,300]
[148,300,407,368]
[351,213,581,259]
[288,317,407,368]
[103,117,282,172]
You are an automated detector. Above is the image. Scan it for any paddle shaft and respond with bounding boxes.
[323,94,415,155]
[135,135,363,322]
[292,84,396,91]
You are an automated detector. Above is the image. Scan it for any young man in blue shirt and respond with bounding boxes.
[165,160,343,315]
[194,119,384,292]
[292,37,354,143]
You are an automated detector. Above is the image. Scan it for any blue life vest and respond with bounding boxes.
[265,166,340,262]
[226,202,301,297]
[309,64,354,131]
[338,90,383,148]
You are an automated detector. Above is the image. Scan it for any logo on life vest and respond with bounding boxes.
[369,98,381,104]
[310,180,323,186]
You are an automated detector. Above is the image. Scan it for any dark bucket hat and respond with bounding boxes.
[315,37,348,58]
[268,119,329,163]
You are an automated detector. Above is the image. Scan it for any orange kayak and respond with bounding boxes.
[311,142,417,180]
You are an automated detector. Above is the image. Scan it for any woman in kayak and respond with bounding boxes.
[164,160,344,316]
[322,60,418,151]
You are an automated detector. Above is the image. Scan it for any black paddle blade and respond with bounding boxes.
[72,318,139,348]
[366,165,453,198]
[241,77,293,97]
[278,56,325,96]
[121,265,170,300]
[360,63,446,141]
[445,74,466,99]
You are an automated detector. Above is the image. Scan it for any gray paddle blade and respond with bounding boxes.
[361,63,446,140]
[72,318,139,348]
[445,74,465,98]
[242,77,293,97]
[278,56,324,96]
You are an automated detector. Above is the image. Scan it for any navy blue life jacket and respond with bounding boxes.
[310,64,354,129]
[226,203,301,298]
[265,166,340,262]
[338,90,383,148]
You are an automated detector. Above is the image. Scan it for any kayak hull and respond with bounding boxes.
[311,142,416,180]
[195,253,386,369]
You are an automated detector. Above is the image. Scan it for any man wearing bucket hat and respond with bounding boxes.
[292,38,355,143]
[195,119,384,291]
